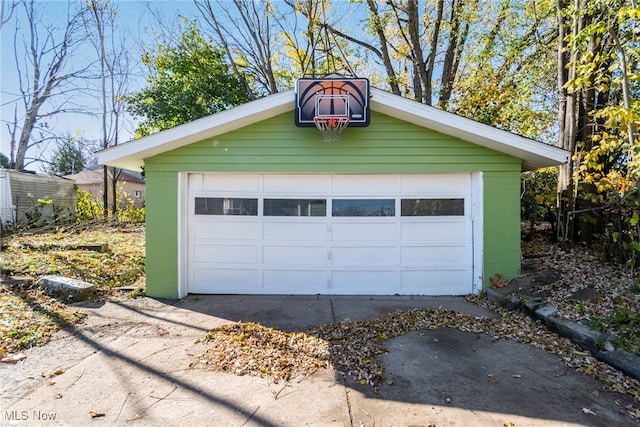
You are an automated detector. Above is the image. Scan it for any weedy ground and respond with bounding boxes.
[0,222,145,360]
[522,232,640,357]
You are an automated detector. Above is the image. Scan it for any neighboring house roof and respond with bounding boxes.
[98,87,569,172]
[66,167,145,185]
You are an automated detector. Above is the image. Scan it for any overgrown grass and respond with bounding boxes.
[0,223,145,359]
[1,223,145,290]
[0,285,87,360]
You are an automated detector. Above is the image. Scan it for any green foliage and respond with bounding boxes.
[561,1,640,260]
[521,168,558,234]
[75,189,103,221]
[600,190,640,267]
[0,153,9,168]
[74,187,144,223]
[48,137,86,176]
[567,2,639,185]
[589,305,640,353]
[450,0,557,141]
[115,186,145,223]
[126,23,250,137]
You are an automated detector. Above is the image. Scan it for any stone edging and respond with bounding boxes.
[486,288,640,381]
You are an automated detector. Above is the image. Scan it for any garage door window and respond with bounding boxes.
[401,198,464,216]
[264,199,326,216]
[195,197,258,215]
[332,199,395,217]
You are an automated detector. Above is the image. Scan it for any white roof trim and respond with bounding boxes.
[99,86,568,172]
[98,90,295,172]
[369,88,568,171]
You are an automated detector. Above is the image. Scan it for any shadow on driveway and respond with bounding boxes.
[1,294,636,426]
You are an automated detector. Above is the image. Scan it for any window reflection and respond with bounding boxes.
[401,199,464,216]
[195,198,258,215]
[264,199,326,216]
[332,199,395,217]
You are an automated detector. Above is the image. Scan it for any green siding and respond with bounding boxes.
[144,171,179,298]
[144,111,522,298]
[482,171,522,283]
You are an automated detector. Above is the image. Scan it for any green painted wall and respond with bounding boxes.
[143,171,179,298]
[144,111,522,298]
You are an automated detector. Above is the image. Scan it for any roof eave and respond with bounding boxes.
[99,86,568,173]
[98,89,295,171]
[370,88,569,171]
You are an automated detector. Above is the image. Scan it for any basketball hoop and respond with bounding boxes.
[313,115,351,142]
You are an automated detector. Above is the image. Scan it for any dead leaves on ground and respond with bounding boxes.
[0,225,143,360]
[193,322,331,383]
[193,302,640,403]
[0,284,86,361]
[1,224,145,289]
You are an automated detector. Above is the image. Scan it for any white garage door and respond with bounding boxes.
[185,173,478,295]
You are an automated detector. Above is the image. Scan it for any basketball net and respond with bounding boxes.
[313,116,351,142]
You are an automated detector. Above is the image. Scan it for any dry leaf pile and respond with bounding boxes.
[193,322,331,383]
[194,302,640,406]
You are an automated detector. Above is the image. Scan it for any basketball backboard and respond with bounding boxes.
[295,77,370,127]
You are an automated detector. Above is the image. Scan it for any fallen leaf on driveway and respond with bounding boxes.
[1,353,26,363]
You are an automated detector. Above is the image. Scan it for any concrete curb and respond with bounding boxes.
[37,275,97,301]
[485,287,640,382]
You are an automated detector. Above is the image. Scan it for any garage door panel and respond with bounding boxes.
[332,245,397,266]
[263,245,328,265]
[332,222,396,241]
[187,173,476,296]
[202,173,259,192]
[401,245,467,266]
[193,244,259,263]
[331,270,399,293]
[194,220,261,240]
[400,174,468,194]
[400,222,467,242]
[263,174,329,194]
[401,270,470,294]
[263,269,327,293]
[191,268,259,293]
[263,222,328,241]
[331,174,397,194]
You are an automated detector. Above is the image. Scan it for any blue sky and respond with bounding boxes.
[0,0,200,170]
[1,0,377,170]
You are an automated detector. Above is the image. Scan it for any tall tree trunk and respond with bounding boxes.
[10,0,83,170]
[407,0,428,104]
[424,0,445,104]
[438,0,473,108]
[365,0,400,95]
[556,0,577,242]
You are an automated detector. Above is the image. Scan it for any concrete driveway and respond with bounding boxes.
[0,295,636,426]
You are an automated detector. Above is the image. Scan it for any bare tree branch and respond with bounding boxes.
[7,0,89,170]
